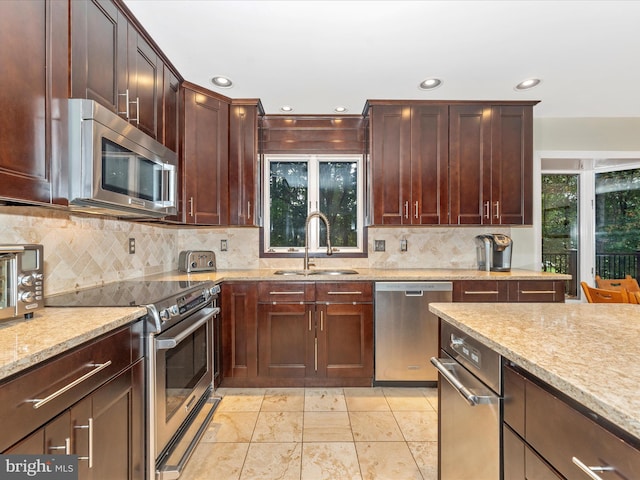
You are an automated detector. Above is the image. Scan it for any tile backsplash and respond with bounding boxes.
[1,206,537,295]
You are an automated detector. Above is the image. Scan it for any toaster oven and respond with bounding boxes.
[0,244,44,320]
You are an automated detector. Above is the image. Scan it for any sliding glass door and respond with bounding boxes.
[541,157,640,301]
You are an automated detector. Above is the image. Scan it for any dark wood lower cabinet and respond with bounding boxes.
[454,280,565,302]
[1,322,144,480]
[222,281,373,387]
[504,362,640,479]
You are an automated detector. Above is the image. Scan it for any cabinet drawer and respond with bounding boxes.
[0,324,136,451]
[504,364,526,436]
[258,282,315,303]
[526,378,640,479]
[508,280,565,302]
[316,282,373,303]
[453,280,508,302]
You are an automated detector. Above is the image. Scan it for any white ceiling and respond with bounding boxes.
[124,0,640,117]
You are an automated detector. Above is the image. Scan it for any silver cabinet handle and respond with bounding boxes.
[430,357,497,406]
[76,418,94,468]
[247,201,251,220]
[118,89,130,119]
[320,310,324,331]
[131,96,140,125]
[484,201,490,219]
[308,310,312,331]
[404,201,409,219]
[314,337,318,372]
[326,291,362,295]
[520,290,557,294]
[494,201,500,219]
[49,438,71,455]
[30,361,112,409]
[463,290,499,295]
[414,201,419,219]
[571,456,615,480]
[188,197,194,217]
[269,291,305,295]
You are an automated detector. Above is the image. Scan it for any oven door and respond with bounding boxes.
[154,305,214,456]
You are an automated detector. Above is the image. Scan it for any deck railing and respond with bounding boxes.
[542,250,640,298]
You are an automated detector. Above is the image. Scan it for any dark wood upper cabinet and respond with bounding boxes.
[367,100,536,226]
[162,68,180,153]
[0,0,68,205]
[180,82,230,225]
[71,0,181,147]
[229,99,264,226]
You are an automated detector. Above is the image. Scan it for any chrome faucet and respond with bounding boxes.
[304,211,332,270]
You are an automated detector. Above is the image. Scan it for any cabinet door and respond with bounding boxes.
[72,361,144,480]
[317,303,373,379]
[221,282,258,379]
[127,28,162,140]
[229,102,261,225]
[491,105,533,225]
[181,85,230,225]
[0,0,66,204]
[258,303,314,378]
[71,0,128,116]
[5,411,71,455]
[449,105,492,225]
[411,105,449,224]
[162,67,180,153]
[370,105,411,225]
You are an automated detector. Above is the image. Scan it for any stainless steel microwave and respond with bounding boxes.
[68,99,177,218]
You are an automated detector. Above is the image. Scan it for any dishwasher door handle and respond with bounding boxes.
[430,357,497,407]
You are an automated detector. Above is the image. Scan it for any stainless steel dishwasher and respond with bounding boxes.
[374,281,452,385]
[431,322,502,480]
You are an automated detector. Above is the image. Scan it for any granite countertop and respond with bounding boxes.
[428,302,640,440]
[144,267,571,282]
[0,307,146,381]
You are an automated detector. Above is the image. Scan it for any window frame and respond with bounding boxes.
[262,153,365,257]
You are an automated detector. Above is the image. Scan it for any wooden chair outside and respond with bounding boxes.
[581,282,630,303]
[630,291,640,305]
[595,275,640,292]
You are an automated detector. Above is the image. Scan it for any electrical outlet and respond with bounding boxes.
[374,240,385,252]
[400,239,408,252]
[220,239,228,251]
[128,237,136,254]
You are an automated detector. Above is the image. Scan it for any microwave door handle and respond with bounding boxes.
[155,307,218,350]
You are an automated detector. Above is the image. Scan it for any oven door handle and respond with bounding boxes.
[156,307,219,350]
[430,357,497,407]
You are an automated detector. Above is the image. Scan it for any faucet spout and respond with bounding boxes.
[304,211,332,270]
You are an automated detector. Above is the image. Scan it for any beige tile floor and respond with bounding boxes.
[180,387,438,480]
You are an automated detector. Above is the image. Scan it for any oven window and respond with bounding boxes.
[0,257,10,309]
[164,323,208,420]
[102,138,163,202]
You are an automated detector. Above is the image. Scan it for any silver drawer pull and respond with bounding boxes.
[327,291,362,295]
[29,361,112,409]
[49,438,71,455]
[77,418,94,468]
[520,290,557,294]
[572,456,615,480]
[463,290,499,295]
[269,291,305,295]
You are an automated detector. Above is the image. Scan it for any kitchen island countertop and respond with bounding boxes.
[429,302,640,440]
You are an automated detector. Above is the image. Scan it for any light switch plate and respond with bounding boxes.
[374,240,385,252]
[400,239,408,252]
[221,239,228,251]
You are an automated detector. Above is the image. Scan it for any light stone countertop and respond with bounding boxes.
[0,307,147,381]
[428,302,640,440]
[144,267,571,283]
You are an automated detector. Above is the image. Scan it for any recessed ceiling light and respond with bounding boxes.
[211,76,233,88]
[515,78,541,91]
[418,78,443,90]
[280,105,293,112]
[334,106,348,113]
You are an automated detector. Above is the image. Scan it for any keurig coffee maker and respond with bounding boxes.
[475,234,513,272]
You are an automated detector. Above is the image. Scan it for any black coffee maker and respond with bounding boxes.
[475,234,513,272]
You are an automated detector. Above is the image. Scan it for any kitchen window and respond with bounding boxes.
[263,154,364,255]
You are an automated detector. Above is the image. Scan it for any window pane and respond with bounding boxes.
[269,162,308,247]
[319,162,358,247]
[595,169,640,280]
[541,174,579,298]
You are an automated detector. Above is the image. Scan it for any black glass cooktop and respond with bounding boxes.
[45,280,209,308]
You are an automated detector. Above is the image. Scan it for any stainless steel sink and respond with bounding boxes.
[273,269,358,276]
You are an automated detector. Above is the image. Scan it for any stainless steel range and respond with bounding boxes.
[46,279,221,480]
